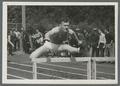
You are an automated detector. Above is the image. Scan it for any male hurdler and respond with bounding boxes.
[30,19,83,61]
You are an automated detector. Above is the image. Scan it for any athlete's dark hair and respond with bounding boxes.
[60,17,70,23]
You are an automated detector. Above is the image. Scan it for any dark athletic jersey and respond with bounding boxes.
[45,26,74,44]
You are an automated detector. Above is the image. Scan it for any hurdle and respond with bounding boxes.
[32,57,115,79]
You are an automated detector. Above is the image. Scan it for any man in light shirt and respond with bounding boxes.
[97,29,106,57]
[13,29,21,50]
[30,19,83,61]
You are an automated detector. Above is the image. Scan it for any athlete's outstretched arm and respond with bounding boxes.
[69,29,82,45]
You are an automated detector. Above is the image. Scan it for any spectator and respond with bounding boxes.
[104,29,113,57]
[13,29,21,51]
[22,30,30,54]
[97,29,106,57]
[7,30,14,56]
[90,28,99,57]
[76,31,86,57]
[83,29,91,47]
[32,29,43,49]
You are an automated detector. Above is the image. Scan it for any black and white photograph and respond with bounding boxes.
[2,2,118,84]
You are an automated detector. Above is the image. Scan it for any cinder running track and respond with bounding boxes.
[7,53,115,80]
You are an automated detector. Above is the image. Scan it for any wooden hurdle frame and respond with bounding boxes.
[32,57,115,79]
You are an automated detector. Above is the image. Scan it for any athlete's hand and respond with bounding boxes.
[97,45,99,48]
[103,45,106,48]
[78,40,83,45]
[63,40,69,44]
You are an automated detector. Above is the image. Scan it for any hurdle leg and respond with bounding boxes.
[33,62,37,79]
[87,57,92,79]
[91,59,96,79]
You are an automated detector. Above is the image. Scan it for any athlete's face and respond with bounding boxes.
[61,21,69,29]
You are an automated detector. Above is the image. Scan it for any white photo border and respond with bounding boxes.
[2,2,118,84]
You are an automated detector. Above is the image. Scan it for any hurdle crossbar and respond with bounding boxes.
[92,57,115,62]
[32,57,91,63]
[32,57,115,79]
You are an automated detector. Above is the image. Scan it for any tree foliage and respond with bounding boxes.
[8,6,114,34]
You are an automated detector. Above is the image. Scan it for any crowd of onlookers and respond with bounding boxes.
[77,27,114,57]
[7,29,21,55]
[65,27,114,57]
[7,28,43,55]
[7,27,114,57]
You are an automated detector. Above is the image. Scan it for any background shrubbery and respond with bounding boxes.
[7,6,114,36]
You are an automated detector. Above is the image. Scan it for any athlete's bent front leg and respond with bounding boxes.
[58,44,79,53]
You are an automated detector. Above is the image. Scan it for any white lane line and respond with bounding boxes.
[75,61,115,68]
[40,63,115,76]
[7,74,28,79]
[97,71,115,76]
[40,63,86,71]
[8,66,66,79]
[97,77,110,80]
[9,62,108,79]
[9,62,87,77]
[97,64,114,68]
[96,62,115,68]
